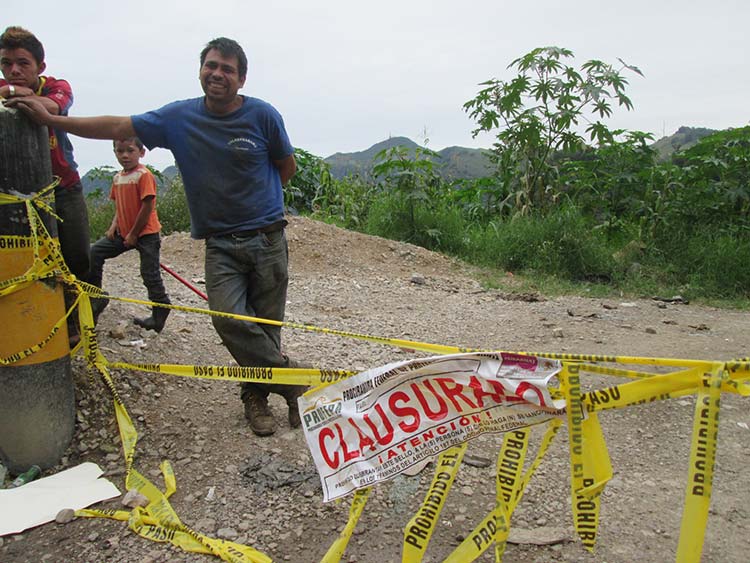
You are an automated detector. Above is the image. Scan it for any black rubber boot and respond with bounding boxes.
[134,306,170,333]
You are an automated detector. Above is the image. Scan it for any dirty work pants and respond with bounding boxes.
[204,229,299,402]
[56,182,90,336]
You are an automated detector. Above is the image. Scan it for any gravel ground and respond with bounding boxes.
[2,216,748,563]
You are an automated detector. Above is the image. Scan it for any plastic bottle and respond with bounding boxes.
[8,465,41,488]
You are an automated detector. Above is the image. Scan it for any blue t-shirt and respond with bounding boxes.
[131,96,293,239]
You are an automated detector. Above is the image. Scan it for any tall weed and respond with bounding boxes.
[469,205,617,282]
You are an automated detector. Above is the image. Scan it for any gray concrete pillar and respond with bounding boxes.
[0,106,75,474]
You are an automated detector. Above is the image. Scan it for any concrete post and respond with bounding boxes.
[0,105,75,474]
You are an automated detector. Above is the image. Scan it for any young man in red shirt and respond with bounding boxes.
[0,26,90,345]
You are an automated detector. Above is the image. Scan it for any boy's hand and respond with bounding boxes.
[124,232,138,248]
[105,227,117,241]
[3,96,54,125]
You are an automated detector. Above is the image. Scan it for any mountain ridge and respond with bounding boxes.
[80,127,720,194]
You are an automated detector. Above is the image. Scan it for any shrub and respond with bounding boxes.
[157,175,190,234]
[86,191,114,241]
[470,204,616,282]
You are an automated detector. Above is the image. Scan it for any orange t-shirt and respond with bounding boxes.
[110,164,162,237]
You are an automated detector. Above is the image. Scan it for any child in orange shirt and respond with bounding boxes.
[88,137,171,332]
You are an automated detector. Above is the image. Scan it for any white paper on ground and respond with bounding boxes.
[0,462,121,536]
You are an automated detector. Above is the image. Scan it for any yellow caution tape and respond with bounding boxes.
[562,365,597,552]
[321,487,371,563]
[77,298,274,563]
[443,426,541,563]
[3,189,749,563]
[676,364,724,563]
[493,429,530,561]
[111,360,354,387]
[402,444,466,562]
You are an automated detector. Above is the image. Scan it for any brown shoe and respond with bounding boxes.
[243,395,276,436]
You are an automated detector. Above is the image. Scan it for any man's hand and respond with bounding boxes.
[105,226,117,241]
[3,95,55,125]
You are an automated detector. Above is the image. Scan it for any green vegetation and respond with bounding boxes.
[84,46,749,304]
[85,166,190,240]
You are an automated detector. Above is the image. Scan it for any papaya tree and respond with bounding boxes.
[464,46,643,215]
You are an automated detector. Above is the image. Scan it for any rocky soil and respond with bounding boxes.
[2,216,749,563]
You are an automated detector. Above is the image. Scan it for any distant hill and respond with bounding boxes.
[324,136,493,180]
[651,126,717,160]
[80,127,724,195]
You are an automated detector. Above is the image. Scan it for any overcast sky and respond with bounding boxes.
[5,0,748,173]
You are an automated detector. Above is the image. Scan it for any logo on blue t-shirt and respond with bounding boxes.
[228,137,258,152]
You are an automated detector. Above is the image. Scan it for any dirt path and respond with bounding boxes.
[2,216,748,563]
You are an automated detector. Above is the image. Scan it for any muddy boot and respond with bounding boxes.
[134,306,170,333]
[243,394,276,436]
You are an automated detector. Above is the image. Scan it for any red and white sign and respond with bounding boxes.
[300,352,565,501]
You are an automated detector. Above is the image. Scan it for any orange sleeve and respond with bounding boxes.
[138,169,158,200]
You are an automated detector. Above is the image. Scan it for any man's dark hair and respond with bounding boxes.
[200,37,247,79]
[0,26,45,65]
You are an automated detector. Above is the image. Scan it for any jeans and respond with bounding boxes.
[88,232,170,305]
[204,229,296,400]
[56,182,90,335]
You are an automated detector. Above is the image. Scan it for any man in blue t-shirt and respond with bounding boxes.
[9,37,308,437]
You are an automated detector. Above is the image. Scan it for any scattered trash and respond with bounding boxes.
[205,486,216,501]
[0,462,119,536]
[116,339,147,349]
[652,295,689,305]
[8,465,41,488]
[737,422,749,430]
